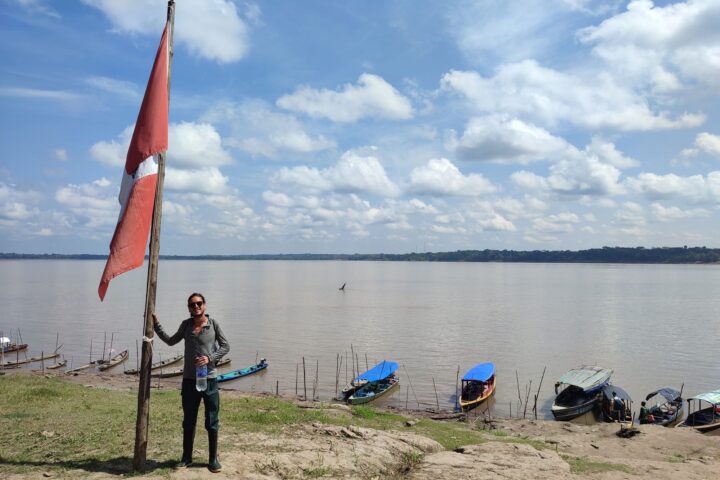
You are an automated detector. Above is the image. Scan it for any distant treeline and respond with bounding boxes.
[1,246,719,263]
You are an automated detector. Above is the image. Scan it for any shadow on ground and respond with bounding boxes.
[0,456,176,475]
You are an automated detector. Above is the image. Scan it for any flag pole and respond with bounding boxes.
[133,0,175,472]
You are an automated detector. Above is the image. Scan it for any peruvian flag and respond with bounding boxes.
[98,25,169,300]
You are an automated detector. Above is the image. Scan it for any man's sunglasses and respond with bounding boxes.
[188,301,203,308]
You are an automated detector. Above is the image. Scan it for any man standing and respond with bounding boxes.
[153,293,229,473]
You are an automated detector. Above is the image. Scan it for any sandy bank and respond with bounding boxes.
[3,369,719,479]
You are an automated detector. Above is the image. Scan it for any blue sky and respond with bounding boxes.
[1,0,719,255]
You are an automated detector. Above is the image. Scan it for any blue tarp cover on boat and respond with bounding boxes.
[690,390,720,405]
[558,366,613,391]
[602,385,632,402]
[646,388,681,402]
[462,362,495,382]
[355,361,398,383]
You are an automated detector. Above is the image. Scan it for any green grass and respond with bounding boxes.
[0,375,491,477]
[562,455,635,475]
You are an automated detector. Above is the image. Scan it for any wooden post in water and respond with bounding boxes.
[523,380,532,419]
[302,356,307,400]
[133,1,175,471]
[432,377,440,411]
[89,338,93,364]
[533,366,546,420]
[455,365,460,412]
[276,380,279,396]
[102,332,107,362]
[365,353,368,371]
[335,353,339,396]
[54,333,59,354]
[295,363,298,396]
[313,359,319,401]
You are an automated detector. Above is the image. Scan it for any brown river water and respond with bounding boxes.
[2,260,719,418]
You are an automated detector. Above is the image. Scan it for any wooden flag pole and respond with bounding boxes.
[133,0,175,472]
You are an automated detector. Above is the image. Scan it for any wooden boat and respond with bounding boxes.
[459,362,496,412]
[98,350,128,371]
[47,359,68,370]
[552,366,613,421]
[599,385,632,423]
[124,353,183,375]
[676,390,720,435]
[348,374,399,405]
[1,351,60,368]
[338,361,399,401]
[642,387,684,427]
[217,358,268,383]
[152,357,231,378]
[2,343,28,354]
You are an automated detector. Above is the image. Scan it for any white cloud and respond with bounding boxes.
[445,0,581,65]
[277,73,413,123]
[168,122,233,168]
[585,137,639,169]
[613,201,646,227]
[85,76,140,99]
[165,167,230,194]
[696,132,720,157]
[83,0,252,63]
[546,153,623,196]
[53,149,68,161]
[0,87,82,101]
[577,0,720,90]
[90,122,232,168]
[13,0,60,18]
[447,116,572,164]
[273,151,400,197]
[441,62,705,131]
[203,100,335,158]
[406,158,497,196]
[650,202,710,222]
[626,171,720,204]
[54,178,119,229]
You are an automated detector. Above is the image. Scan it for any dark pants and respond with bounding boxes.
[181,378,220,433]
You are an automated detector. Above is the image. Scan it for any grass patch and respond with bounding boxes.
[562,455,635,475]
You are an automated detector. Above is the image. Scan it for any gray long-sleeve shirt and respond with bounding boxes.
[154,315,230,380]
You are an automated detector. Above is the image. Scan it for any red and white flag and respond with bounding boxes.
[99,26,169,301]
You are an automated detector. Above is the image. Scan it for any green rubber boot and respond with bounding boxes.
[208,431,221,473]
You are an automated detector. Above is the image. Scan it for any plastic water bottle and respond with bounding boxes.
[196,364,208,392]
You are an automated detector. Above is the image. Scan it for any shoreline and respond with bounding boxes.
[2,369,719,479]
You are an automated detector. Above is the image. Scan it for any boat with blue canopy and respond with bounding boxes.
[642,387,684,427]
[338,361,398,401]
[600,385,632,423]
[217,358,268,383]
[552,366,613,421]
[346,360,399,405]
[459,362,496,412]
[676,389,720,435]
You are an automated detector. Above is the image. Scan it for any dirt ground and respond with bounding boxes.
[7,371,720,479]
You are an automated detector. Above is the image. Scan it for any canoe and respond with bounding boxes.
[217,358,268,383]
[2,351,60,368]
[348,375,400,405]
[124,353,184,375]
[47,359,68,370]
[599,385,633,423]
[676,390,720,435]
[642,387,684,427]
[459,362,496,412]
[338,361,399,401]
[66,362,96,374]
[552,366,612,421]
[152,357,231,378]
[98,350,129,371]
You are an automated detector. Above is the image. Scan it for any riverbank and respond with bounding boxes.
[1,370,718,479]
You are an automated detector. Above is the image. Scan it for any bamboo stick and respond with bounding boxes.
[402,364,421,408]
[302,356,307,400]
[432,377,440,411]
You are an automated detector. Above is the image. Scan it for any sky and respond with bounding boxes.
[1,0,719,255]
